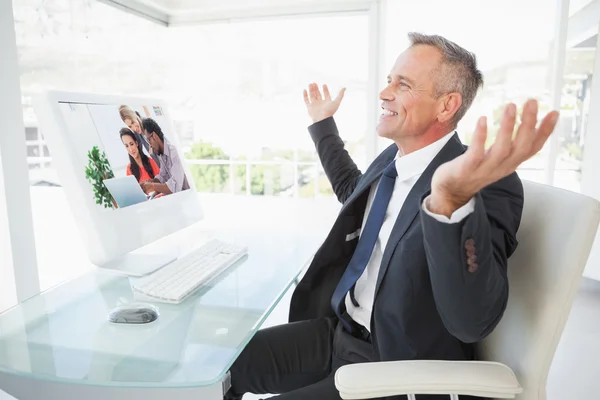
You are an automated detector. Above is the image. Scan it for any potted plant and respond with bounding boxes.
[85,146,117,209]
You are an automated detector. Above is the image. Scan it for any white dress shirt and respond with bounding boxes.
[346,132,476,331]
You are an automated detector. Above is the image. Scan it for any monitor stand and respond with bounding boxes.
[98,246,178,277]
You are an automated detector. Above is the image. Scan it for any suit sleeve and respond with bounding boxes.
[308,117,362,204]
[420,173,524,343]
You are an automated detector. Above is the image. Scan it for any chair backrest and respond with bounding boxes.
[478,180,600,400]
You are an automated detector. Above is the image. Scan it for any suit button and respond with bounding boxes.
[465,238,475,251]
[465,238,477,272]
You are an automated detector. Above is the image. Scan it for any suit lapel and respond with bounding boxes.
[339,144,398,215]
[374,134,466,297]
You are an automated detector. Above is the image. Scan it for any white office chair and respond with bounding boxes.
[335,180,600,400]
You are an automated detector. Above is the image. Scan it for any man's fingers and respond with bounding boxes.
[323,84,331,101]
[334,88,346,105]
[465,116,487,167]
[520,99,539,129]
[303,89,309,105]
[488,103,516,162]
[308,83,316,100]
[310,82,322,101]
[531,111,560,154]
[508,99,540,164]
[513,100,538,148]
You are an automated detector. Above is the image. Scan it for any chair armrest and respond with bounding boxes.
[334,360,522,399]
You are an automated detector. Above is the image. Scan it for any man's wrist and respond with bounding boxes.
[427,191,473,218]
[144,182,156,193]
[311,114,333,124]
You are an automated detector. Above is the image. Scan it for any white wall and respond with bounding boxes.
[0,0,40,303]
[0,154,16,400]
[0,151,17,312]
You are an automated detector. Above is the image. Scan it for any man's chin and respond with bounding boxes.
[376,126,394,139]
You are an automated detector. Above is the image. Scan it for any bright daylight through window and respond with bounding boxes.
[14,0,369,198]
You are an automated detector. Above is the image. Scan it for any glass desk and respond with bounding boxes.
[0,222,327,400]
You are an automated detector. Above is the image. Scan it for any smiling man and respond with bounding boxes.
[224,33,559,400]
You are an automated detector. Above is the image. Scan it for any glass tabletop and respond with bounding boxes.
[0,225,324,388]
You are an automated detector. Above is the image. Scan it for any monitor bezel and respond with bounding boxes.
[34,90,204,267]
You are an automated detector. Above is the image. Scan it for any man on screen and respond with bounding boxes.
[140,118,190,195]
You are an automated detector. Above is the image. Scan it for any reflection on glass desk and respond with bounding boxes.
[0,227,323,394]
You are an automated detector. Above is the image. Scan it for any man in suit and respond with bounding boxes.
[225,33,559,400]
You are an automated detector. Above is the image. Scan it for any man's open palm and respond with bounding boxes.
[431,99,560,209]
[303,83,346,123]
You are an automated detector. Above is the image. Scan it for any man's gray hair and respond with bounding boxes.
[408,32,483,128]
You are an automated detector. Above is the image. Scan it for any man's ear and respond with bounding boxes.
[437,92,462,125]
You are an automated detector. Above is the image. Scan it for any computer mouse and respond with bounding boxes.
[107,303,159,324]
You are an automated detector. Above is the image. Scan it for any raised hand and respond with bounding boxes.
[428,99,560,217]
[303,83,346,123]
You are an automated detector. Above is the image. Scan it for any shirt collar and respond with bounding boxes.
[160,140,172,157]
[393,131,456,182]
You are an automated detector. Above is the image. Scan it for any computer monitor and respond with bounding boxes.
[34,91,204,276]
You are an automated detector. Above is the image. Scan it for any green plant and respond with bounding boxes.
[85,146,115,209]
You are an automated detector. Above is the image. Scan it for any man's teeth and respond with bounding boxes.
[382,109,398,116]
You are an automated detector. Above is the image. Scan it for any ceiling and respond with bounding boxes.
[574,34,599,49]
[98,0,374,26]
[567,0,600,48]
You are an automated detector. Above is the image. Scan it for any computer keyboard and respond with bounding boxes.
[132,239,248,304]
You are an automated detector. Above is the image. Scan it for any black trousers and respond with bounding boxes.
[225,316,373,400]
[224,317,479,400]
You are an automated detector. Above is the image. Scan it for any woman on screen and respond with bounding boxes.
[120,128,159,183]
[118,105,161,167]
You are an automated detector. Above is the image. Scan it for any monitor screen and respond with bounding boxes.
[35,91,203,269]
[57,101,191,210]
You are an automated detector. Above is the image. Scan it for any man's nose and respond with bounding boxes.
[379,84,395,101]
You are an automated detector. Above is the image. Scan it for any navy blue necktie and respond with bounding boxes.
[331,161,398,332]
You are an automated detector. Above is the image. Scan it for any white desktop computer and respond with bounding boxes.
[34,91,203,276]
[34,91,247,300]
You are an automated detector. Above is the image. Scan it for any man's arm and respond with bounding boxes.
[152,183,172,195]
[141,161,172,194]
[308,117,362,204]
[421,100,558,343]
[162,145,186,193]
[303,83,361,204]
[421,174,523,343]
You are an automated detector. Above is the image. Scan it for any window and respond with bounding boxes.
[14,1,369,198]
[13,0,370,291]
[551,46,596,194]
[547,0,599,194]
[176,16,368,197]
[382,0,559,186]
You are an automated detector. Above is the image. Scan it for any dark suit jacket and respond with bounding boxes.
[289,117,523,399]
